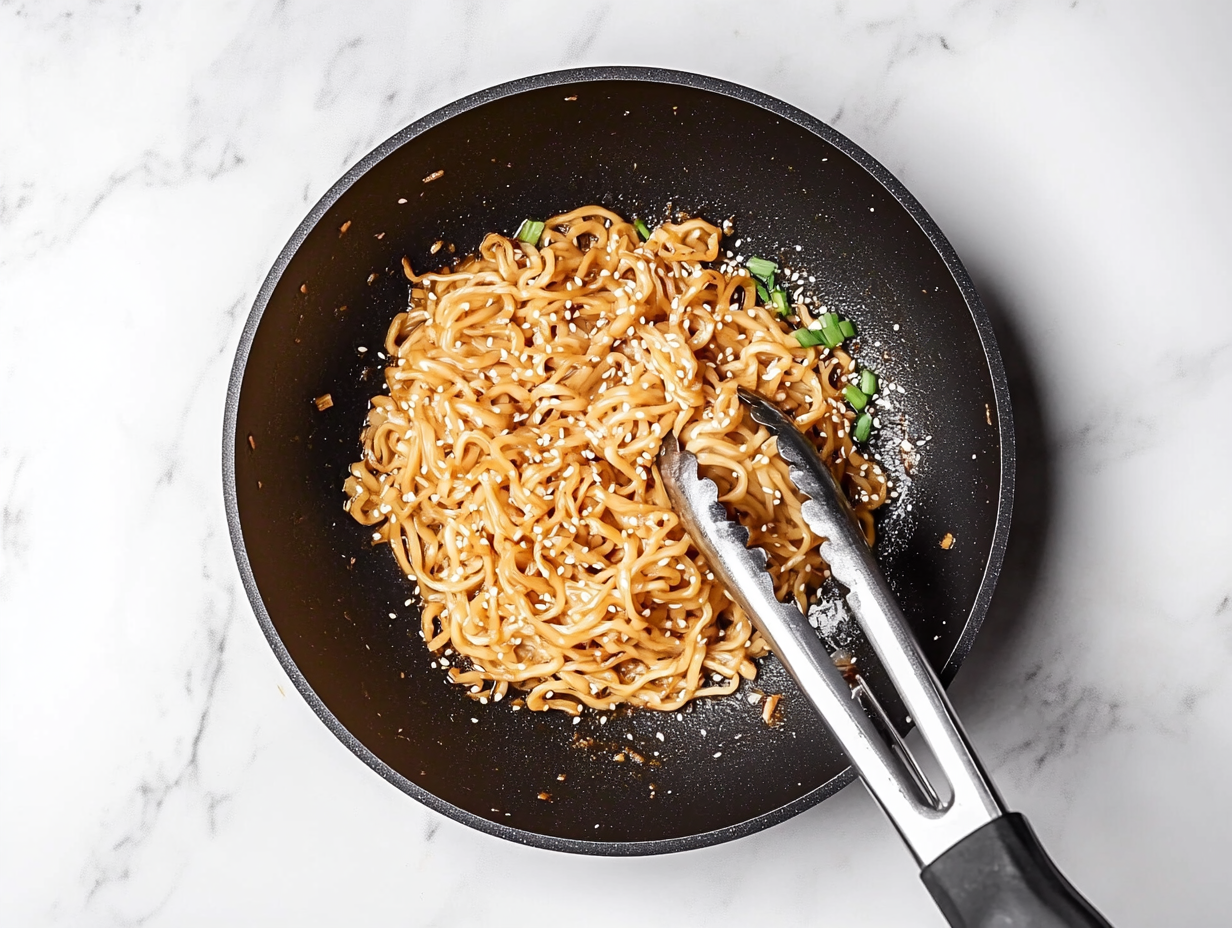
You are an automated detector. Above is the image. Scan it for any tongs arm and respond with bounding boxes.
[660,390,1112,928]
[658,434,950,849]
[737,389,1006,862]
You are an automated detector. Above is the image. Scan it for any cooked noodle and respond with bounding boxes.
[344,207,887,714]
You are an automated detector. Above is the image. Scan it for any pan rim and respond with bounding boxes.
[222,65,1015,856]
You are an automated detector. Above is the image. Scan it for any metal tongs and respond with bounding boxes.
[660,389,1111,928]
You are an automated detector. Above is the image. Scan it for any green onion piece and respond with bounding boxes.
[844,385,869,411]
[853,412,873,443]
[746,256,778,283]
[793,328,827,348]
[771,288,790,317]
[821,317,844,348]
[839,318,857,339]
[860,369,878,396]
[634,218,652,241]
[515,219,545,245]
[755,280,770,303]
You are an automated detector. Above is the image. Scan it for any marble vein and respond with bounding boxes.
[75,544,241,927]
[0,454,27,599]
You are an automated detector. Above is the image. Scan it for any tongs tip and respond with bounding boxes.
[735,387,788,431]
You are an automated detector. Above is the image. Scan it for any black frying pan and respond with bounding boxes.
[223,68,1013,854]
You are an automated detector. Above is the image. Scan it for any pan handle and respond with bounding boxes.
[920,812,1112,927]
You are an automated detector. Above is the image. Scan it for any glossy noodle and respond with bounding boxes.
[344,207,888,714]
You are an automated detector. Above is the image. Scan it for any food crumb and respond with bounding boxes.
[941,533,955,550]
[299,283,308,294]
[985,403,992,426]
[762,693,781,724]
[339,220,352,235]
[613,752,626,762]
[314,393,334,411]
[431,240,444,255]
[422,169,445,184]
[564,95,577,101]
[556,773,566,781]
[537,791,552,801]
[247,434,256,450]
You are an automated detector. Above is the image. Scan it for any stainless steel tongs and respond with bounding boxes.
[660,389,1110,928]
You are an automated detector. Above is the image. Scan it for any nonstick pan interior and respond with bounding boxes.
[224,68,1013,854]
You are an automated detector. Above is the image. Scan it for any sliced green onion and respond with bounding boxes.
[746,256,778,283]
[838,318,857,339]
[853,412,873,443]
[812,312,838,346]
[755,280,770,303]
[844,385,869,411]
[634,218,652,241]
[793,328,827,348]
[859,369,878,396]
[515,219,544,245]
[771,288,790,317]
[821,316,844,348]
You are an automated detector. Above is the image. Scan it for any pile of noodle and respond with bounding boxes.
[344,207,887,714]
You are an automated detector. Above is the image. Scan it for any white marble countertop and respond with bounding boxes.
[3,2,1231,925]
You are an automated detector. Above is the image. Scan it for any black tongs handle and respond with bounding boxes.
[923,813,1112,928]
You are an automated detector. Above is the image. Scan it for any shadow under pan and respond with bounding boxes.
[223,67,1013,854]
